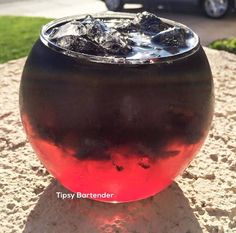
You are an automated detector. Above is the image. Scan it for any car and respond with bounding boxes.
[102,0,235,18]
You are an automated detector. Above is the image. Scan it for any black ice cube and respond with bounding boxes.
[151,27,188,48]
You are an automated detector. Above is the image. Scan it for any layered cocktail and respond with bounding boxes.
[20,12,214,202]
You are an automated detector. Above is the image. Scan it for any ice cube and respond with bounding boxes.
[114,12,166,35]
[81,16,132,56]
[99,30,132,55]
[51,15,133,56]
[56,35,74,48]
[49,21,86,39]
[151,27,187,48]
[114,19,137,33]
[82,15,95,24]
[56,35,105,55]
[133,11,166,35]
[82,15,108,41]
[86,19,109,42]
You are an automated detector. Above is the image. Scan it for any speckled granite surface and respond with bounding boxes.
[0,48,235,233]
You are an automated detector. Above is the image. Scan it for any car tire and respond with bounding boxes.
[202,0,229,18]
[105,0,124,11]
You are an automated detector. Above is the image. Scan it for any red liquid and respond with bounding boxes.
[22,114,204,202]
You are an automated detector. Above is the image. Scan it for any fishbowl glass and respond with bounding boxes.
[19,12,214,203]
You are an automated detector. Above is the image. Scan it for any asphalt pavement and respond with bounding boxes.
[0,0,236,45]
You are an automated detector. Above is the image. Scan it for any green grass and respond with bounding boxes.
[209,38,236,55]
[0,16,52,63]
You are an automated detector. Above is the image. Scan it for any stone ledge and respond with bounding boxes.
[0,48,236,233]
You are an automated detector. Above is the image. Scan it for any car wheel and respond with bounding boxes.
[105,0,123,11]
[203,0,229,18]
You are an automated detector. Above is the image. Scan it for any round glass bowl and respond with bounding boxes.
[19,13,214,203]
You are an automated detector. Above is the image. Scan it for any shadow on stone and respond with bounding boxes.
[23,181,203,233]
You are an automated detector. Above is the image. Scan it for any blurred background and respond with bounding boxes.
[0,0,235,63]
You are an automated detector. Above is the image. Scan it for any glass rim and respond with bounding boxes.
[40,12,200,65]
